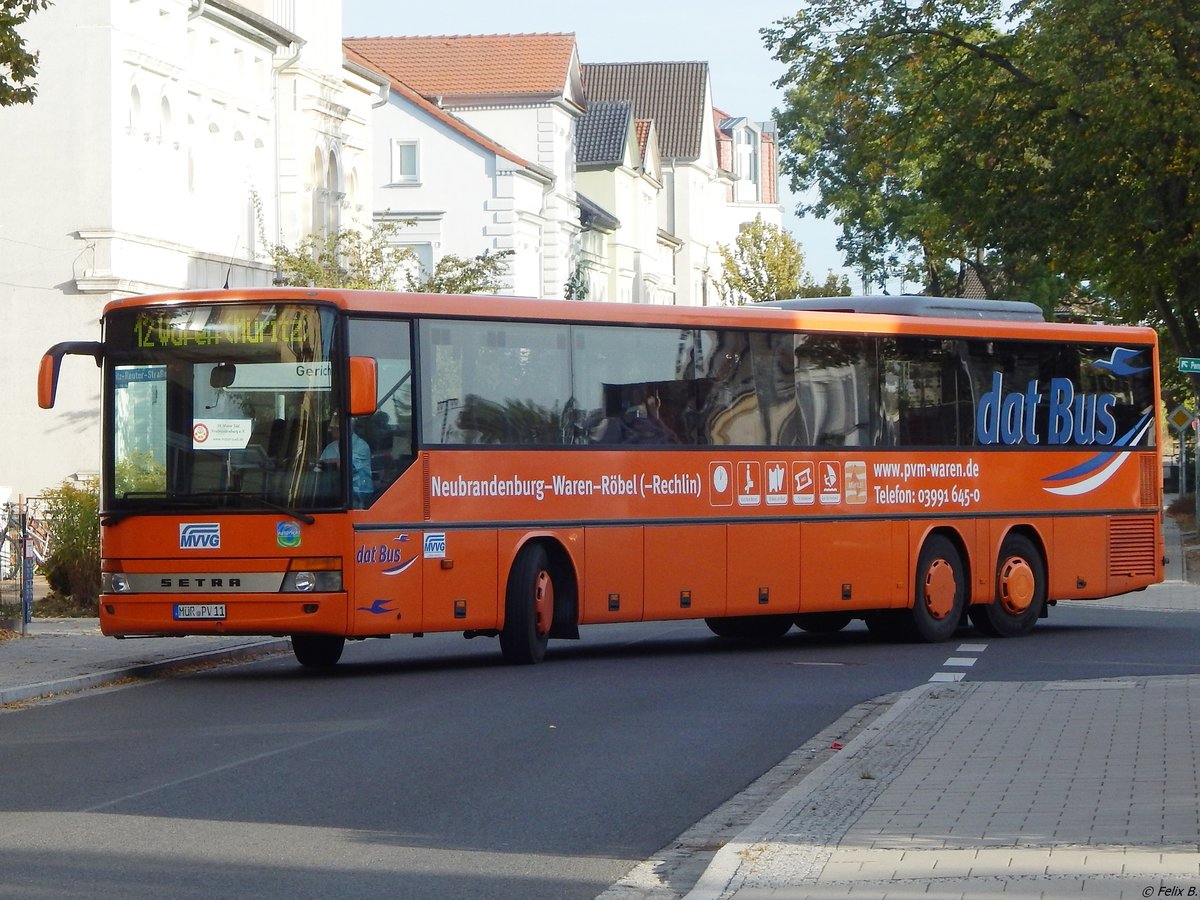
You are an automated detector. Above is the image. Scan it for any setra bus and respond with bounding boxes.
[38,289,1163,667]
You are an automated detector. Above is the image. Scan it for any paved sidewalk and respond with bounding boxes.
[0,617,287,706]
[685,514,1200,900]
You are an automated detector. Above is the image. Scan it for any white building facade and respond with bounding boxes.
[0,0,376,497]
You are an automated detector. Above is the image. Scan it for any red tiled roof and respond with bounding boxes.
[343,33,576,99]
[344,45,536,171]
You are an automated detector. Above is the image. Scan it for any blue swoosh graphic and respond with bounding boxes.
[1041,412,1152,484]
[1091,347,1149,376]
[382,556,417,576]
[357,599,394,614]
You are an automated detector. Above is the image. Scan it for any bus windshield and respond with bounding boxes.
[103,302,342,514]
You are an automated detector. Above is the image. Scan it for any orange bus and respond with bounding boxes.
[38,289,1163,667]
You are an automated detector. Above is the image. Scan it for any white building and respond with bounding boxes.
[583,63,783,307]
[343,33,585,299]
[0,0,376,496]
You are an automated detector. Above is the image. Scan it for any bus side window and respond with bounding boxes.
[348,318,415,505]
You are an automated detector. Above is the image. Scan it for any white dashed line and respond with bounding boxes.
[930,642,988,682]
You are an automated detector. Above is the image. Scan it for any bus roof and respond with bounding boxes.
[761,295,1046,321]
[102,288,1155,344]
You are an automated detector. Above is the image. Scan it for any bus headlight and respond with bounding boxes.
[282,558,342,593]
[102,572,132,593]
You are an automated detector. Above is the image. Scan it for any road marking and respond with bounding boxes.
[930,642,988,682]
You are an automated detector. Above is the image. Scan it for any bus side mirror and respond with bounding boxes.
[348,356,378,417]
[38,341,103,409]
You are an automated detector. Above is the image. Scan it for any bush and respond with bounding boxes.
[40,477,100,613]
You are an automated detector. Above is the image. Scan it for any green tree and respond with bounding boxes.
[763,0,1200,344]
[1,0,51,107]
[404,249,514,294]
[264,221,414,290]
[258,199,513,295]
[715,215,850,304]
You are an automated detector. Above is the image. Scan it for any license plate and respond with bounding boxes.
[173,603,226,620]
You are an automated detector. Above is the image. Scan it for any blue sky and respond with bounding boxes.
[341,1,852,280]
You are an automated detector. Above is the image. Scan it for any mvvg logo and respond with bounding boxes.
[180,523,221,549]
[423,532,446,559]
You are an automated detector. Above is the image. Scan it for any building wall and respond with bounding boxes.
[455,104,580,299]
[0,0,371,497]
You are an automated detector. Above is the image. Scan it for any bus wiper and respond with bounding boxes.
[190,491,316,525]
[101,492,211,526]
[105,491,315,525]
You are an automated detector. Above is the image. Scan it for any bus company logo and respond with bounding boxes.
[180,523,220,549]
[423,532,446,559]
[276,521,301,549]
[975,351,1147,447]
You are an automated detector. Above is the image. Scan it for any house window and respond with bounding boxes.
[390,140,419,184]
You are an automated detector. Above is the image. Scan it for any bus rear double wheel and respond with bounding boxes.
[968,533,1046,637]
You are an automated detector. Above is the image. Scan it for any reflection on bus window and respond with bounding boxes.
[421,320,571,444]
[348,318,415,506]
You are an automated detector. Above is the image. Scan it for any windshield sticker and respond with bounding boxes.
[192,418,252,450]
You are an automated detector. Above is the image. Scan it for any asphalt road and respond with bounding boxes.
[1,605,1197,899]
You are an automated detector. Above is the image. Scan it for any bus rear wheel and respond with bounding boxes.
[969,534,1045,638]
[704,614,793,640]
[291,634,345,668]
[500,545,554,665]
[907,535,966,642]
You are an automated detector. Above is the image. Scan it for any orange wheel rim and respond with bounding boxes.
[999,557,1035,614]
[534,570,554,636]
[923,559,957,620]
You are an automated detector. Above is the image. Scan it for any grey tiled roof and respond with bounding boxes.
[577,100,634,166]
[582,62,708,160]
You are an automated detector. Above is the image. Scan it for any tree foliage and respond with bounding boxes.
[0,0,51,107]
[264,221,414,290]
[715,214,850,304]
[258,203,513,295]
[404,248,514,294]
[763,0,1200,349]
[40,477,100,610]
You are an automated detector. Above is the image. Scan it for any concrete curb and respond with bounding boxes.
[0,639,289,706]
[685,680,968,900]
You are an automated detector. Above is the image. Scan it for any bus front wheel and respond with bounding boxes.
[500,545,554,665]
[291,634,345,668]
[969,534,1045,638]
[908,535,966,642]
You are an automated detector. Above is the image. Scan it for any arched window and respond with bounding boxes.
[311,147,344,236]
